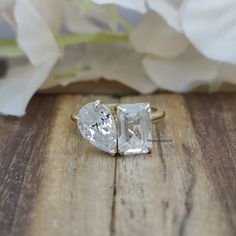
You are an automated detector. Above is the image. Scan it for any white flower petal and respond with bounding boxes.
[42,44,157,94]
[0,0,61,116]
[31,0,65,34]
[143,47,219,92]
[147,0,183,32]
[130,12,188,58]
[80,44,158,93]
[1,3,17,31]
[91,0,147,13]
[64,3,108,34]
[181,0,236,64]
[0,57,57,116]
[0,0,14,10]
[14,0,60,65]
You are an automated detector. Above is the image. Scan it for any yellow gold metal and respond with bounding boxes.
[118,150,125,156]
[94,100,101,107]
[150,107,165,123]
[71,102,165,123]
[148,146,153,154]
[110,150,117,157]
[71,110,79,122]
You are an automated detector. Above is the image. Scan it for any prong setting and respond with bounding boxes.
[148,146,153,154]
[118,150,125,156]
[116,105,126,113]
[145,102,151,111]
[94,100,102,107]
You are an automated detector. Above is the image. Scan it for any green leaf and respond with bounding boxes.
[57,32,129,48]
[0,33,129,58]
[50,65,89,79]
[0,38,24,57]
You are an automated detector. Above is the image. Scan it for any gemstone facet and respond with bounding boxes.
[77,101,117,154]
[117,103,152,155]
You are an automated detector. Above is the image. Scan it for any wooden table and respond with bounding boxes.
[0,93,235,236]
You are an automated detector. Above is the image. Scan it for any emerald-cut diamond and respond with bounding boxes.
[117,103,152,155]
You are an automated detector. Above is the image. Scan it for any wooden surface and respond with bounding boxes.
[0,93,236,236]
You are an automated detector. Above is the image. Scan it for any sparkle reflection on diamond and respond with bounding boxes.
[78,102,117,154]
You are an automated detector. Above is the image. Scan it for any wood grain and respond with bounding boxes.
[0,93,235,236]
[184,93,236,234]
[0,96,57,236]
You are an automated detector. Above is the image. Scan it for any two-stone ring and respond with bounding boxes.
[71,100,165,156]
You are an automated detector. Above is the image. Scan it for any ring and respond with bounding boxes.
[71,100,165,156]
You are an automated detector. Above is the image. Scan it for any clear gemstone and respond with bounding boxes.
[117,103,152,155]
[77,101,117,154]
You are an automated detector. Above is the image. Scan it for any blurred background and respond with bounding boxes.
[1,0,236,116]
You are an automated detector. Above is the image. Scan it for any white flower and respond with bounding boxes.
[92,0,236,64]
[1,0,236,116]
[0,0,14,10]
[42,44,157,94]
[0,0,60,116]
[181,0,236,64]
[0,0,132,116]
[64,0,113,34]
[131,11,236,92]
[0,59,57,116]
[129,12,188,58]
[130,12,218,92]
[91,0,182,30]
[143,48,219,92]
[92,0,236,91]
[64,3,106,34]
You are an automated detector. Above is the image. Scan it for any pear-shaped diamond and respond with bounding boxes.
[77,101,117,154]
